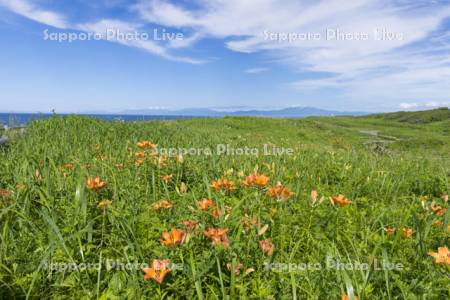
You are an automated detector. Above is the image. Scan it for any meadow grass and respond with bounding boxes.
[0,115,449,299]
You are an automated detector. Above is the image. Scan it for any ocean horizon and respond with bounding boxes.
[0,113,201,127]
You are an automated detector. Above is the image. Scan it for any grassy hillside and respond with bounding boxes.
[0,115,449,299]
[368,107,450,124]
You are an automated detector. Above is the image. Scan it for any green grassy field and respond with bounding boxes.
[0,113,449,299]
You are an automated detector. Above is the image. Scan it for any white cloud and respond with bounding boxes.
[425,101,450,108]
[399,102,419,109]
[245,67,268,74]
[0,0,204,64]
[78,19,206,64]
[167,32,203,49]
[0,0,67,28]
[399,101,449,110]
[135,0,450,106]
[2,0,450,107]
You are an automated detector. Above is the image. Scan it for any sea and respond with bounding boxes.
[0,113,197,127]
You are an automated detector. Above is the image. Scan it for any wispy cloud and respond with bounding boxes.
[0,0,204,64]
[134,0,450,107]
[399,102,419,109]
[77,19,206,64]
[400,101,450,110]
[0,0,67,28]
[1,0,450,108]
[245,67,268,74]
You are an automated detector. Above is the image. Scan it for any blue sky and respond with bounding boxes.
[0,0,449,113]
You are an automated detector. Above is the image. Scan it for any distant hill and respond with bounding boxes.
[120,106,367,117]
[368,107,450,124]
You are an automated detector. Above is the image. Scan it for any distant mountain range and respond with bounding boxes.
[118,106,368,117]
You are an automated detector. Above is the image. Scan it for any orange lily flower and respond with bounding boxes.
[329,194,352,207]
[436,208,447,216]
[143,259,171,283]
[137,141,157,149]
[429,203,447,216]
[267,182,295,200]
[197,198,215,211]
[209,180,221,192]
[252,173,269,187]
[430,203,441,212]
[401,227,415,238]
[135,151,146,158]
[161,174,173,182]
[428,247,450,265]
[341,294,359,300]
[85,177,107,191]
[210,178,236,192]
[152,200,173,210]
[384,227,396,236]
[259,239,274,256]
[135,159,144,167]
[97,199,112,210]
[433,220,443,227]
[0,189,12,198]
[242,173,270,188]
[204,228,230,247]
[241,176,253,187]
[181,220,200,231]
[226,262,244,275]
[211,208,222,219]
[161,228,186,247]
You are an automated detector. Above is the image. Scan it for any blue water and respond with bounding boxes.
[0,113,198,127]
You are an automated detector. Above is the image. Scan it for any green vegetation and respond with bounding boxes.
[0,114,449,299]
[368,107,450,124]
